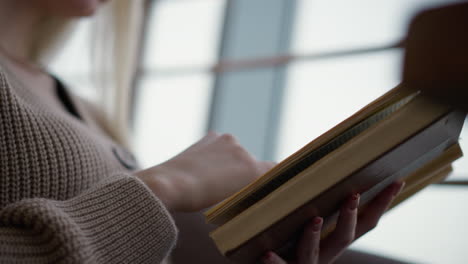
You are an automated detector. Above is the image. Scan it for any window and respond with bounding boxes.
[133,73,213,166]
[133,0,225,167]
[292,0,462,53]
[277,50,402,159]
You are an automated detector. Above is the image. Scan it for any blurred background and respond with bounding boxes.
[49,0,468,263]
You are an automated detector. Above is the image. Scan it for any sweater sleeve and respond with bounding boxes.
[0,173,178,264]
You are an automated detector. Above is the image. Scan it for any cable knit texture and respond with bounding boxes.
[0,65,177,263]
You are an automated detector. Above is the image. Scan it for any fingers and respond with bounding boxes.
[297,217,323,264]
[262,251,288,264]
[320,194,359,263]
[202,132,276,174]
[199,131,221,145]
[261,217,323,264]
[258,161,278,175]
[355,181,405,238]
[261,182,403,264]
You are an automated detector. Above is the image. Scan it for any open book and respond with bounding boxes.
[204,85,465,263]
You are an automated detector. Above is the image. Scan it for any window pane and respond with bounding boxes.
[276,50,402,160]
[133,74,213,168]
[352,186,468,264]
[144,0,225,70]
[292,0,464,53]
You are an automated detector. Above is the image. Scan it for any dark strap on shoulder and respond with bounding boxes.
[53,77,83,121]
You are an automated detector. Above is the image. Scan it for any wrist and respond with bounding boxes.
[135,166,181,212]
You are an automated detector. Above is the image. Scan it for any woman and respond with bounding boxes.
[0,0,403,263]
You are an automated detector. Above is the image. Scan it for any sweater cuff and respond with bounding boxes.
[56,173,178,262]
[0,174,177,263]
[0,173,178,263]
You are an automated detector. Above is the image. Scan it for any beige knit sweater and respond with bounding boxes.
[0,64,177,263]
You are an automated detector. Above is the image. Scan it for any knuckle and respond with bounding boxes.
[312,247,320,259]
[219,133,238,144]
[231,143,248,157]
[217,133,262,179]
[234,150,259,177]
[304,247,319,259]
[229,141,250,159]
[312,247,320,258]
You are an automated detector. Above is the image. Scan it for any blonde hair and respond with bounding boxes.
[32,0,145,148]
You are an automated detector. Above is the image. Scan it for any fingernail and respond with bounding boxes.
[350,193,360,210]
[313,217,323,232]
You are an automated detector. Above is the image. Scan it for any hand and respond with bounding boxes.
[261,181,405,264]
[135,132,276,212]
